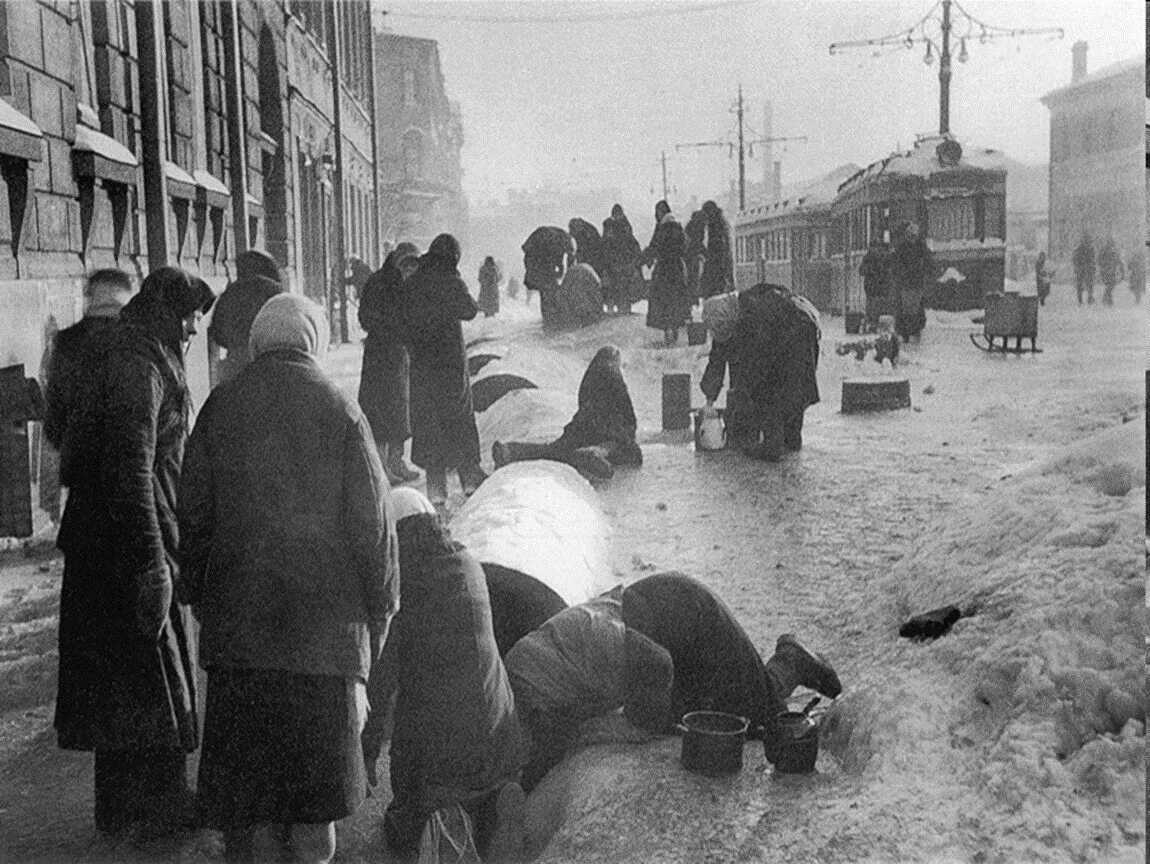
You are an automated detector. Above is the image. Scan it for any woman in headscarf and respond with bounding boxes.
[699,200,734,300]
[178,294,399,864]
[402,233,488,503]
[643,201,691,346]
[207,250,285,387]
[478,255,502,317]
[54,266,214,844]
[364,488,526,862]
[358,242,421,484]
[492,345,643,480]
[601,204,643,314]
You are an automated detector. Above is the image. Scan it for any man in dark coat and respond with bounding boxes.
[644,203,691,346]
[1072,233,1095,306]
[1097,236,1122,307]
[359,243,421,484]
[44,268,134,452]
[402,233,487,503]
[699,200,734,300]
[364,488,525,861]
[891,223,931,341]
[54,266,214,842]
[523,226,574,331]
[601,204,643,314]
[860,238,893,328]
[207,250,285,387]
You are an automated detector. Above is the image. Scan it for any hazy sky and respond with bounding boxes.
[379,0,1144,204]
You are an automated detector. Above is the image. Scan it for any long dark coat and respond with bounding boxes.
[699,209,734,299]
[684,210,708,299]
[358,246,416,445]
[43,316,119,453]
[734,285,820,418]
[645,217,691,330]
[54,295,199,754]
[402,254,482,469]
[861,242,894,319]
[477,259,502,316]
[207,274,283,386]
[601,213,644,304]
[556,347,638,452]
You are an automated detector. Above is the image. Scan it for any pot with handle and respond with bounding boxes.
[678,710,749,775]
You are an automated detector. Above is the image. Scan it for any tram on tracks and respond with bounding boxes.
[733,135,1007,317]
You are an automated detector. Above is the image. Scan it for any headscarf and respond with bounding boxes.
[702,290,740,344]
[426,233,462,268]
[235,249,281,285]
[358,242,419,336]
[391,487,438,522]
[122,266,215,354]
[564,345,637,444]
[655,200,671,222]
[249,293,329,358]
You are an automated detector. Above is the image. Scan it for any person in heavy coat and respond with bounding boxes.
[891,223,931,341]
[554,260,604,329]
[1127,247,1145,304]
[478,255,502,317]
[492,345,643,481]
[1097,236,1123,307]
[600,204,643,314]
[363,488,526,862]
[207,250,285,388]
[684,208,708,301]
[402,233,488,504]
[358,243,421,484]
[1072,233,1095,306]
[1034,250,1052,307]
[523,225,574,331]
[699,200,733,300]
[568,217,604,276]
[178,294,399,864]
[53,266,214,842]
[860,238,893,328]
[44,268,134,453]
[644,202,691,346]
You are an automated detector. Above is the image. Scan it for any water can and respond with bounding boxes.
[693,406,726,451]
[763,711,820,774]
[679,711,749,776]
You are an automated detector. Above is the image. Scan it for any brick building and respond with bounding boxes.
[1040,42,1144,263]
[0,0,379,537]
[373,29,466,252]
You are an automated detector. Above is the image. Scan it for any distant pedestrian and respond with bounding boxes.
[179,293,399,864]
[43,268,133,453]
[601,204,643,314]
[860,238,893,327]
[478,255,502,317]
[644,201,691,346]
[54,266,214,844]
[891,223,931,341]
[1072,234,1095,305]
[402,233,488,503]
[358,243,422,484]
[699,200,734,300]
[345,255,373,306]
[1127,248,1145,304]
[1034,250,1051,307]
[207,250,285,388]
[523,225,574,331]
[507,275,521,301]
[1097,236,1122,307]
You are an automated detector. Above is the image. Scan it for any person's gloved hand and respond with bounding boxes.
[136,564,173,641]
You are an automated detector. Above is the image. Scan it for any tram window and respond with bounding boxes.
[927,198,976,241]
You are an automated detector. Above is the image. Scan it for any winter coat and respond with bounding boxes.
[556,346,638,452]
[699,209,734,299]
[522,226,570,294]
[1035,252,1051,301]
[645,216,692,330]
[891,235,932,316]
[860,243,892,301]
[54,295,199,753]
[601,213,645,304]
[358,247,416,444]
[207,274,284,386]
[43,315,119,455]
[568,218,604,276]
[401,253,481,469]
[555,262,603,329]
[1097,241,1123,288]
[177,348,398,683]
[1127,252,1145,298]
[731,284,820,417]
[1072,238,1095,283]
[367,513,523,817]
[478,259,502,316]
[684,210,708,299]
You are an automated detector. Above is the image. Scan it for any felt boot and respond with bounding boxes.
[764,634,842,702]
[386,446,421,483]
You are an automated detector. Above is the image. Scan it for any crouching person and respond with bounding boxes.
[363,488,526,862]
[177,295,399,864]
[492,346,643,481]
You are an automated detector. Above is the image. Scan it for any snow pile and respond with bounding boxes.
[451,461,616,607]
[819,419,1146,862]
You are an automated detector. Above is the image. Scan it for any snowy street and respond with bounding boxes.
[0,284,1145,863]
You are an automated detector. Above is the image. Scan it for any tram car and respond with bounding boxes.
[830,135,1006,316]
[732,135,1006,318]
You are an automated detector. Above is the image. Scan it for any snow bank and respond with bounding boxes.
[450,461,615,607]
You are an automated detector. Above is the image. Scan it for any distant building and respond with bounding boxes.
[1040,41,1144,261]
[373,30,466,251]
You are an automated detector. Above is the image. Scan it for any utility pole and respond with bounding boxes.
[830,0,1063,137]
[661,150,669,201]
[736,84,745,211]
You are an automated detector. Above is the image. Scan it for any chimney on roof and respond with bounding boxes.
[1071,40,1088,84]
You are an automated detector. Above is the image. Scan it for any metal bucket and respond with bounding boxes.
[679,711,748,776]
[763,711,819,774]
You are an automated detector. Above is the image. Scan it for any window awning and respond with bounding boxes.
[0,98,42,162]
[73,124,138,186]
[163,160,197,200]
[193,168,230,209]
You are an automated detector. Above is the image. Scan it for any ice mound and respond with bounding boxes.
[450,461,615,607]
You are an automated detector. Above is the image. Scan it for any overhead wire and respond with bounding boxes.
[383,0,751,25]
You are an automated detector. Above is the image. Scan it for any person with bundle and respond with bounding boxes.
[523,225,575,331]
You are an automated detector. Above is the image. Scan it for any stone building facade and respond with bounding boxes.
[0,0,380,536]
[1040,42,1144,263]
[373,30,466,252]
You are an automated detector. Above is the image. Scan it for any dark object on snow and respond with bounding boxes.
[471,373,538,413]
[763,710,819,774]
[898,605,962,642]
[970,292,1040,354]
[679,710,748,776]
[841,377,910,414]
[483,562,567,657]
[467,352,503,377]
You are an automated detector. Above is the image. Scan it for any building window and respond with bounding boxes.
[200,0,228,181]
[403,69,416,106]
[927,197,976,242]
[163,2,194,172]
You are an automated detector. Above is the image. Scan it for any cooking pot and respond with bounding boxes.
[763,709,820,774]
[678,710,749,775]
